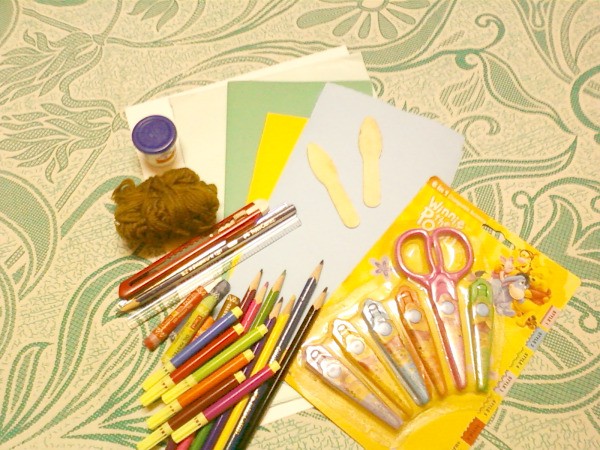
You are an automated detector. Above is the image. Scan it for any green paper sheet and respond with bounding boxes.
[224,80,373,216]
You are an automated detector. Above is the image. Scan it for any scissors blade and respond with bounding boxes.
[332,319,413,417]
[395,286,447,397]
[362,299,430,406]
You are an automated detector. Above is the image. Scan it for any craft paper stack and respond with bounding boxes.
[124,48,466,423]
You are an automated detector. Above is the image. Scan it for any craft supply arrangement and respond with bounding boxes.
[116,71,580,449]
[113,194,327,449]
[289,177,580,449]
[2,4,597,449]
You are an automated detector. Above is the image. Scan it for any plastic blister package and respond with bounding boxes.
[289,177,580,450]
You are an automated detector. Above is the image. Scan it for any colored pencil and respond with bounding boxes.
[222,276,326,450]
[142,307,243,391]
[171,362,281,444]
[162,280,230,362]
[144,321,246,401]
[239,270,262,313]
[239,282,267,330]
[123,204,297,324]
[202,299,283,449]
[176,434,194,450]
[190,423,212,450]
[210,297,293,449]
[137,372,246,450]
[124,205,299,329]
[215,294,241,319]
[160,325,268,404]
[250,271,285,329]
[118,200,268,304]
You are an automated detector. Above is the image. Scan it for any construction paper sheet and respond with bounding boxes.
[224,80,373,216]
[247,113,308,203]
[125,48,371,219]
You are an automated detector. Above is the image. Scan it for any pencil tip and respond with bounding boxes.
[270,298,283,317]
[117,300,137,313]
[314,288,328,309]
[312,260,324,280]
[282,295,296,314]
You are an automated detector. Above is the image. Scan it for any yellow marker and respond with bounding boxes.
[146,350,254,430]
[171,361,281,443]
[141,365,171,392]
[161,283,227,363]
[140,372,176,407]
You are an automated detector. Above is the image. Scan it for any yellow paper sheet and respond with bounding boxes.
[247,113,307,202]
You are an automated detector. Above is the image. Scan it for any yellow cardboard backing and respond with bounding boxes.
[288,177,580,450]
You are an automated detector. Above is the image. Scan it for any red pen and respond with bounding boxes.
[118,200,268,301]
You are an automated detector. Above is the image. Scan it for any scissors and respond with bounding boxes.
[362,299,430,406]
[394,285,447,397]
[466,278,494,392]
[331,319,413,417]
[305,344,403,429]
[394,227,474,391]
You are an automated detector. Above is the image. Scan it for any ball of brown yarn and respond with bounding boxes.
[112,168,219,251]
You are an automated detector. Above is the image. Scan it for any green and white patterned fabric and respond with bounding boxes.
[0,1,598,449]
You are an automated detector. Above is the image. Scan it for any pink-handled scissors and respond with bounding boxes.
[394,227,473,391]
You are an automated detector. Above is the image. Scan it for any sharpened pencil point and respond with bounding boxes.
[271,271,286,292]
[282,295,296,315]
[118,299,139,313]
[311,260,324,281]
[254,282,268,304]
[313,288,328,309]
[269,298,283,318]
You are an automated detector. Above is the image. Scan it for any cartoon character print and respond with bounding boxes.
[492,255,515,281]
[490,274,529,318]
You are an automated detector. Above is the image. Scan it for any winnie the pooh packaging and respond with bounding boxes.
[288,177,580,449]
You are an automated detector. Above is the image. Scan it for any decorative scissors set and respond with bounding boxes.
[304,227,495,428]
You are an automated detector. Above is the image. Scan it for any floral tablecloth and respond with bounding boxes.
[1,1,598,449]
